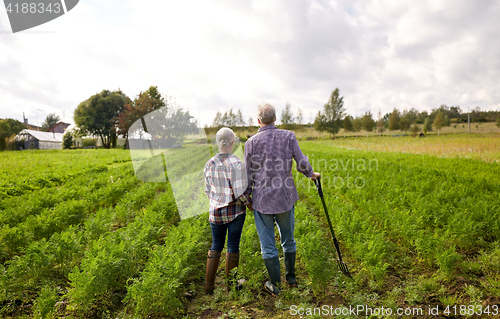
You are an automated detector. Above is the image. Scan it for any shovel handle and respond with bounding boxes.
[313,177,345,262]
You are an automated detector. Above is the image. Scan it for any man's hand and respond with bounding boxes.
[246,202,253,212]
[310,172,321,181]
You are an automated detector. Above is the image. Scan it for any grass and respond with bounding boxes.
[1,134,499,318]
[316,133,500,163]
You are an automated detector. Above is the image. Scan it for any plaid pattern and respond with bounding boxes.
[244,125,313,214]
[204,153,248,224]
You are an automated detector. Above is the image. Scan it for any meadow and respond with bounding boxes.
[0,135,499,318]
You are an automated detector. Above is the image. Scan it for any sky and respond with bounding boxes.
[1,0,499,127]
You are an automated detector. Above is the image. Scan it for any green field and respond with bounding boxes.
[0,140,499,318]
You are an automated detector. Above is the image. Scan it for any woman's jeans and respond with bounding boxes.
[253,205,296,259]
[210,213,246,253]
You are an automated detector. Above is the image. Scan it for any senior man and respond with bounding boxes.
[244,103,320,296]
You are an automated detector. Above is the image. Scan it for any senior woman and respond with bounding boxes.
[244,103,320,296]
[203,127,252,295]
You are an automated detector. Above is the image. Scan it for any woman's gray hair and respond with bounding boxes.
[257,103,276,125]
[216,127,236,150]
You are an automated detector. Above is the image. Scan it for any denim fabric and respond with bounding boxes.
[210,213,246,253]
[253,206,296,259]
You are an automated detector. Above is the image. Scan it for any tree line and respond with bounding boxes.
[71,86,197,149]
[208,88,500,137]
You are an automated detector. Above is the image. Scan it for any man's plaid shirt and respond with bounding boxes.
[204,153,249,225]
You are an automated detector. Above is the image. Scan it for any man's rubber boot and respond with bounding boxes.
[205,250,221,295]
[226,252,245,291]
[284,251,297,288]
[263,256,281,296]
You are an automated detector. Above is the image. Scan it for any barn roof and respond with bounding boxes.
[18,129,64,142]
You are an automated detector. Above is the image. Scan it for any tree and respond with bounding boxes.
[0,118,25,150]
[314,88,345,137]
[313,111,327,134]
[377,118,385,133]
[400,118,411,132]
[353,117,362,136]
[41,113,61,131]
[117,86,166,148]
[139,106,199,147]
[362,111,376,132]
[296,107,304,125]
[423,118,432,134]
[74,89,128,149]
[281,103,295,130]
[496,114,500,128]
[433,111,447,134]
[411,124,420,135]
[63,131,73,149]
[388,109,400,131]
[247,116,254,128]
[343,115,353,132]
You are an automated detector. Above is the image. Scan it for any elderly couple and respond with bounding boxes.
[203,103,320,296]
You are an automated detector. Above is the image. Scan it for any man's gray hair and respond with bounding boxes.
[257,103,276,125]
[216,127,235,150]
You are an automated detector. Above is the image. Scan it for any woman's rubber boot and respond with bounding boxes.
[284,251,297,288]
[205,250,221,295]
[226,252,245,291]
[263,256,281,296]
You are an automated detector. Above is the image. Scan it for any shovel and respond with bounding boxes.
[313,177,352,279]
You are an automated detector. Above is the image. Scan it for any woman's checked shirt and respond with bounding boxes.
[204,153,249,225]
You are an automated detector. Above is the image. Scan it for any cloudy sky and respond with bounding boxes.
[1,0,499,127]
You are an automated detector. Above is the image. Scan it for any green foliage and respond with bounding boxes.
[0,118,25,150]
[411,124,420,134]
[361,112,375,132]
[352,117,362,133]
[423,117,432,133]
[74,89,128,148]
[40,113,60,132]
[280,103,296,130]
[212,108,245,129]
[343,115,353,132]
[63,131,73,149]
[388,109,400,131]
[313,88,345,137]
[400,118,411,132]
[433,111,447,131]
[125,216,210,318]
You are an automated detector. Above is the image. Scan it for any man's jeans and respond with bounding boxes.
[210,213,246,253]
[253,206,296,259]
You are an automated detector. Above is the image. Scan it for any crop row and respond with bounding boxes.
[0,181,167,317]
[0,165,141,262]
[299,141,500,284]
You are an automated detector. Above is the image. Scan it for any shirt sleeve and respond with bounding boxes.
[291,132,314,178]
[243,141,254,197]
[231,159,248,199]
[204,164,211,197]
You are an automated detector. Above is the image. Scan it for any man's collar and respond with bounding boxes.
[258,124,277,132]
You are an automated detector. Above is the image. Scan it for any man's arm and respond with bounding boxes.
[290,133,321,180]
[243,141,254,197]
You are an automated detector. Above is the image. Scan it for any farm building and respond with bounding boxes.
[15,129,64,150]
[48,121,71,133]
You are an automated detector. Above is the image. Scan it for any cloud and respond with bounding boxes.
[0,0,499,127]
